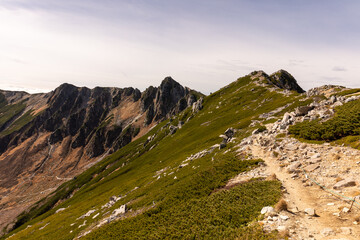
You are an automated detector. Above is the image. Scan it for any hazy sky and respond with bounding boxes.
[0,0,359,94]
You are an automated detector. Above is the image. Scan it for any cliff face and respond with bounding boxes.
[0,77,201,232]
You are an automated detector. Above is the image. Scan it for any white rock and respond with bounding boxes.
[78,220,87,228]
[261,206,275,215]
[279,215,289,221]
[55,208,66,213]
[277,225,287,231]
[78,209,96,219]
[342,207,350,213]
[112,204,127,217]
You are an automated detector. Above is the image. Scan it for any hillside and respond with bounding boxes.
[2,70,360,239]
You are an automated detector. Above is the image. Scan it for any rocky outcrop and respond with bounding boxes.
[269,70,305,93]
[141,77,201,125]
[250,70,305,93]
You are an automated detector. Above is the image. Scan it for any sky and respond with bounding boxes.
[0,0,359,94]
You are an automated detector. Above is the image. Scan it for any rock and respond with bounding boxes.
[342,207,350,213]
[307,158,321,164]
[269,70,305,93]
[295,106,314,116]
[287,162,301,173]
[321,227,334,236]
[304,163,320,172]
[179,163,188,168]
[279,215,289,221]
[261,206,275,215]
[340,227,352,235]
[277,225,287,231]
[78,209,96,219]
[329,95,337,104]
[169,125,178,135]
[78,220,87,228]
[55,208,66,213]
[224,128,235,139]
[110,195,121,202]
[304,208,316,216]
[311,153,321,159]
[333,101,343,107]
[112,204,127,217]
[219,143,227,149]
[219,134,228,141]
[192,97,203,113]
[333,179,356,189]
[345,96,358,103]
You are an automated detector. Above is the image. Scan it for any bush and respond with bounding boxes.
[289,100,360,141]
[257,126,267,133]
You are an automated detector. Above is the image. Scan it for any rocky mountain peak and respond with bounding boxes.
[269,69,305,93]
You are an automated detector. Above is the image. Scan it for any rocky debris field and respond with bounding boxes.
[233,92,360,239]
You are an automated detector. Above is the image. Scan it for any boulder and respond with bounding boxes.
[287,162,301,173]
[304,163,320,172]
[224,128,235,139]
[333,179,356,189]
[295,106,314,116]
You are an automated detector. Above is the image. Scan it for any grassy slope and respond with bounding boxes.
[289,94,360,149]
[5,75,304,240]
[0,100,27,134]
[0,94,38,137]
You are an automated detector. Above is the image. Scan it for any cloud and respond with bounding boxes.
[332,66,347,72]
[0,0,360,95]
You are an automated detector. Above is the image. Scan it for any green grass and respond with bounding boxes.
[332,88,360,97]
[289,99,360,141]
[0,100,27,135]
[1,110,36,136]
[85,178,281,240]
[4,75,300,240]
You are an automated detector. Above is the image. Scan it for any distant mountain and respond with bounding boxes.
[0,77,202,233]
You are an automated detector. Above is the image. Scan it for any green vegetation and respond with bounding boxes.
[0,93,6,108]
[289,99,360,142]
[5,75,301,240]
[86,178,281,239]
[0,100,27,135]
[1,110,36,136]
[257,126,267,133]
[333,88,360,97]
